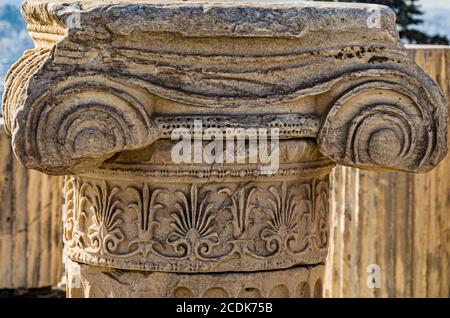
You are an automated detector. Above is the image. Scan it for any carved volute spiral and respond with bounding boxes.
[7,74,155,174]
[318,76,448,173]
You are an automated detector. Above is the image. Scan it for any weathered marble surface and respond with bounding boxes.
[66,258,324,298]
[3,0,447,175]
[64,155,332,273]
[2,1,447,298]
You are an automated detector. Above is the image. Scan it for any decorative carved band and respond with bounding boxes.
[96,138,332,180]
[64,165,331,273]
[155,114,321,139]
[66,259,325,298]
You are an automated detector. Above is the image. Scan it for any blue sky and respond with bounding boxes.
[421,0,450,9]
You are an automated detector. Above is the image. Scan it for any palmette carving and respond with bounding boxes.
[261,183,299,257]
[64,171,331,272]
[64,176,88,249]
[312,181,329,250]
[218,184,257,240]
[127,184,165,258]
[84,181,124,255]
[167,184,220,261]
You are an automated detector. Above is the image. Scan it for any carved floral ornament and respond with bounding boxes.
[1,0,448,282]
[63,174,330,272]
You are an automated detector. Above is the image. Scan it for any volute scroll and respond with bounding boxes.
[318,72,448,173]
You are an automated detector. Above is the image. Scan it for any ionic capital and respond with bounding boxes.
[3,0,447,174]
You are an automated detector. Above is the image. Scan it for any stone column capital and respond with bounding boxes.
[3,0,447,174]
[4,0,448,298]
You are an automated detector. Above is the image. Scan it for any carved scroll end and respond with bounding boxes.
[317,77,448,173]
[5,66,157,175]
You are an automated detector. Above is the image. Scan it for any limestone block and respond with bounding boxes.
[0,119,64,289]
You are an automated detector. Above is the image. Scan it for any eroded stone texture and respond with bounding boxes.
[2,0,448,298]
[3,0,447,175]
[64,141,332,272]
[66,259,324,298]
